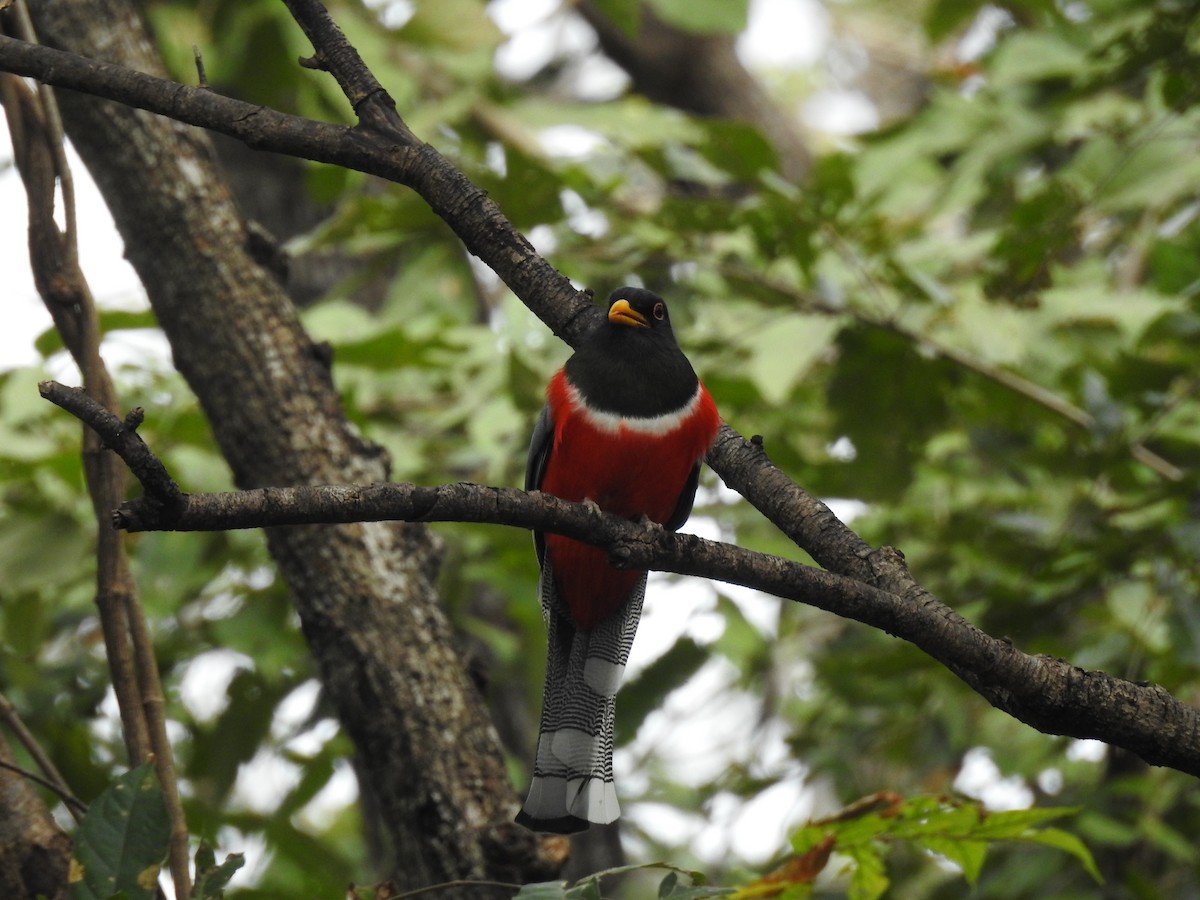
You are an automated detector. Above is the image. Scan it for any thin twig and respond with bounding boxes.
[0,760,88,816]
[0,70,151,762]
[192,44,208,88]
[282,0,407,136]
[7,0,76,254]
[392,880,525,898]
[0,691,86,822]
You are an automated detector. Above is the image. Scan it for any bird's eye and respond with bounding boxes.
[653,302,666,320]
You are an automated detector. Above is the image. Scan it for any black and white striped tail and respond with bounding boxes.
[516,561,646,834]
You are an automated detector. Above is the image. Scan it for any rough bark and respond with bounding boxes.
[0,735,70,900]
[26,0,556,892]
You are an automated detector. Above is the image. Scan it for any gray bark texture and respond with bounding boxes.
[27,0,559,892]
[0,735,70,900]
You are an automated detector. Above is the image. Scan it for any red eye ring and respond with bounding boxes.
[653,302,666,320]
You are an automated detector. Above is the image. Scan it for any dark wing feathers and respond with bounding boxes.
[664,462,702,533]
[526,404,555,565]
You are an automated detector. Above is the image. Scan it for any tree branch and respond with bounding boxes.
[40,380,1200,779]
[0,30,595,347]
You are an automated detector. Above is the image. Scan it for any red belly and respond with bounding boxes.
[540,373,719,629]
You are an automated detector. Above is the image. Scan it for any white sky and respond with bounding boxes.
[0,130,146,374]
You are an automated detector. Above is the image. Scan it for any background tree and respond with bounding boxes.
[0,0,1198,898]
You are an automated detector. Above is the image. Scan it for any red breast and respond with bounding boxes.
[540,368,720,628]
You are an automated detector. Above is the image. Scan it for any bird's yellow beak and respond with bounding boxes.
[608,298,648,327]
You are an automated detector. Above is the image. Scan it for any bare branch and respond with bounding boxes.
[38,380,183,511]
[39,380,1200,779]
[282,0,406,136]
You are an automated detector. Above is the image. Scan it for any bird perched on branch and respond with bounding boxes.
[517,287,720,834]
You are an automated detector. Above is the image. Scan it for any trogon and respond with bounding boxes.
[517,287,720,834]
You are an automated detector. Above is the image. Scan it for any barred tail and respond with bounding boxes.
[516,561,646,834]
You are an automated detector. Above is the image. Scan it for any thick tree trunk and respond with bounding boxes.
[0,735,70,900]
[27,1,556,892]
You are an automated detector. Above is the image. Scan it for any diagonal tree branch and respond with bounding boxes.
[39,380,1200,779]
[0,29,596,346]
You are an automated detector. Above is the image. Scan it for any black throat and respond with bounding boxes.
[565,322,699,418]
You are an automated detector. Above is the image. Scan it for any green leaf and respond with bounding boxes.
[989,30,1088,86]
[188,669,291,803]
[844,844,889,900]
[568,879,603,900]
[919,836,988,884]
[69,763,170,900]
[971,805,1079,839]
[615,637,708,745]
[505,97,703,151]
[825,327,953,501]
[1105,578,1169,652]
[660,887,734,899]
[745,314,839,405]
[559,864,730,900]
[1021,828,1103,883]
[34,309,159,358]
[399,0,502,51]
[923,0,987,42]
[0,511,93,593]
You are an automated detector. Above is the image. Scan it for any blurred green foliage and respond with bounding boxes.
[2,0,1200,896]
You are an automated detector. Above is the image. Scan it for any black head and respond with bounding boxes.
[604,287,676,337]
[564,287,698,417]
